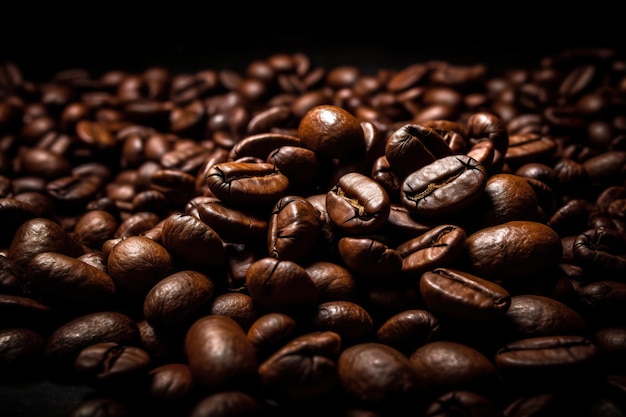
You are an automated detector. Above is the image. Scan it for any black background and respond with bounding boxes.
[2,4,625,81]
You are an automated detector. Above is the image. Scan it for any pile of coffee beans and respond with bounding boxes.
[1,47,626,417]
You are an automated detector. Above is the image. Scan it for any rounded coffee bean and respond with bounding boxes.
[298,104,365,159]
[326,172,390,235]
[106,236,173,297]
[396,224,467,282]
[206,161,289,207]
[160,212,225,268]
[304,261,358,302]
[419,268,511,322]
[465,221,562,282]
[44,311,139,375]
[143,270,215,329]
[258,330,341,401]
[0,327,45,379]
[338,236,402,282]
[311,300,374,343]
[409,340,500,398]
[376,309,440,356]
[148,363,195,402]
[338,342,419,407]
[245,257,318,313]
[247,312,298,361]
[400,154,487,219]
[74,342,152,387]
[27,251,118,311]
[184,314,258,392]
[188,391,263,417]
[267,195,320,262]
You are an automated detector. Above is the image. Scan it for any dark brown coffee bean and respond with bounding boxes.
[409,340,500,398]
[298,105,366,159]
[268,195,320,262]
[424,390,502,417]
[504,133,557,169]
[27,251,118,311]
[500,294,587,341]
[420,268,511,322]
[311,300,374,343]
[304,261,358,302]
[401,155,487,219]
[246,257,318,313]
[73,209,118,249]
[396,224,467,282]
[385,123,453,180]
[69,397,130,417]
[184,314,258,391]
[326,172,390,235]
[494,335,598,388]
[465,221,563,282]
[337,236,403,282]
[143,270,215,329]
[475,173,541,227]
[572,228,626,279]
[338,342,419,407]
[376,309,440,356]
[0,327,45,378]
[74,342,151,387]
[160,212,225,268]
[228,132,301,161]
[209,292,260,332]
[258,330,341,401]
[247,312,298,361]
[44,311,139,374]
[188,391,264,417]
[148,363,195,402]
[206,161,289,207]
[106,236,173,297]
[267,145,332,192]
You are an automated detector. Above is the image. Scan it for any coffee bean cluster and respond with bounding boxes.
[1,48,625,417]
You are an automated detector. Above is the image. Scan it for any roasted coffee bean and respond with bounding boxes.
[409,340,501,398]
[184,314,258,392]
[499,294,587,341]
[298,105,366,159]
[148,362,195,402]
[190,196,268,244]
[494,335,598,390]
[245,257,318,313]
[572,227,626,279]
[228,132,301,161]
[27,251,118,311]
[396,224,467,282]
[143,270,215,329]
[106,235,173,297]
[73,209,118,249]
[206,161,289,207]
[423,390,502,417]
[326,172,390,235]
[337,236,402,282]
[465,221,562,282]
[338,342,420,408]
[188,391,263,417]
[74,342,152,387]
[258,330,341,401]
[247,312,298,361]
[419,268,511,322]
[160,212,225,268]
[304,260,358,302]
[401,155,487,219]
[44,311,139,375]
[385,123,453,180]
[0,327,46,379]
[376,309,440,356]
[311,300,374,343]
[267,195,320,262]
[209,292,260,332]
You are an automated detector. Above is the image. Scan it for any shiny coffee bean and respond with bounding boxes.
[184,315,258,392]
[401,154,487,219]
[267,195,320,262]
[247,312,298,361]
[376,309,440,356]
[338,236,403,282]
[258,330,341,401]
[465,221,562,282]
[206,161,289,207]
[326,172,390,235]
[74,342,151,387]
[419,268,511,322]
